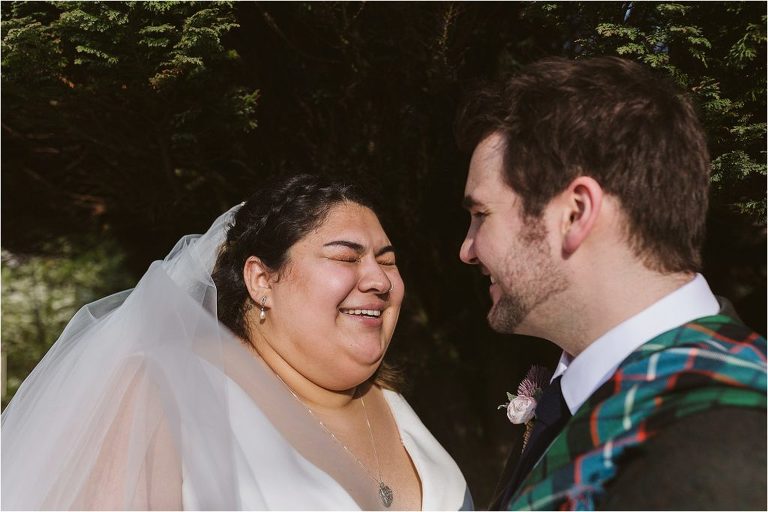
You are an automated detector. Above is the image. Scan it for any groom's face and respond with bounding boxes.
[460,133,567,335]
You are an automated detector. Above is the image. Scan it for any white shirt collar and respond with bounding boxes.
[552,273,720,415]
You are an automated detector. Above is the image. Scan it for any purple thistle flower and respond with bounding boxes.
[516,365,552,399]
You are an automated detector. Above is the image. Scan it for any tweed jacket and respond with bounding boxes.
[505,314,767,511]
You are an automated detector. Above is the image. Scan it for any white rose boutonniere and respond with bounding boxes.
[504,394,537,424]
[498,365,553,449]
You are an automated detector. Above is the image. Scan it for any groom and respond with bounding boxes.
[457,57,766,510]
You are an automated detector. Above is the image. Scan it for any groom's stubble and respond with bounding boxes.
[488,217,569,334]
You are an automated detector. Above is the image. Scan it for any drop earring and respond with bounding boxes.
[259,296,267,321]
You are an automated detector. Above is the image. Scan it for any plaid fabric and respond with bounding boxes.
[507,315,767,511]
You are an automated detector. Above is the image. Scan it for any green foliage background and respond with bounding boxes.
[2,2,765,504]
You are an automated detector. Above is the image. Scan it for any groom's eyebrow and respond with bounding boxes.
[462,195,480,210]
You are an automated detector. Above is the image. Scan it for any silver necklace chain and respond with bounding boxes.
[275,374,395,508]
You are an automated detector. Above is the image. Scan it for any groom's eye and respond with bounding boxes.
[472,210,488,219]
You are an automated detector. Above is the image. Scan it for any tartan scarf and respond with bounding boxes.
[506,314,767,511]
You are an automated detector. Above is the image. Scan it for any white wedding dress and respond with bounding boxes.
[182,377,472,510]
[1,205,471,511]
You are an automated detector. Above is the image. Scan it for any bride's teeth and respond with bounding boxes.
[490,276,496,284]
[341,308,382,317]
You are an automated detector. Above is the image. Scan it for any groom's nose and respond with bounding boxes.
[459,235,477,265]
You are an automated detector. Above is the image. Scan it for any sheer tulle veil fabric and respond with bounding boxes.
[1,205,380,510]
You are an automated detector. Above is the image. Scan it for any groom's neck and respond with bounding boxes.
[536,254,695,358]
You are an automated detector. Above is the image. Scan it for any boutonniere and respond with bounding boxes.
[498,365,552,448]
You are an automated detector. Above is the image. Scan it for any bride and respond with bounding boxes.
[1,174,472,510]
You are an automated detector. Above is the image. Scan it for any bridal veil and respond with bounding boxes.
[1,206,382,510]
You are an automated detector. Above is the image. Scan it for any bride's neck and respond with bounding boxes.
[247,334,360,412]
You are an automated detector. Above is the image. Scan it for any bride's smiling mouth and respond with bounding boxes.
[339,304,385,326]
[340,308,382,318]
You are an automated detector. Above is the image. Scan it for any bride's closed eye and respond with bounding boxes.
[331,255,360,263]
[323,247,362,263]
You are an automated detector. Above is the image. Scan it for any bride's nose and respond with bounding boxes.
[358,260,392,294]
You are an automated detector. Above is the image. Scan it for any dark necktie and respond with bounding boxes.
[493,376,572,509]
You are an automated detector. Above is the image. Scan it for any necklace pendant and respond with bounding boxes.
[379,482,394,508]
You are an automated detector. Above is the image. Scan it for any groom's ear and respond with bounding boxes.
[243,256,274,304]
[558,176,603,256]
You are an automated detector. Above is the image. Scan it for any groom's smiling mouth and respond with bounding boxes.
[480,266,498,287]
[484,269,501,301]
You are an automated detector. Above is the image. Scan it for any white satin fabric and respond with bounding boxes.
[181,381,471,510]
[1,206,470,510]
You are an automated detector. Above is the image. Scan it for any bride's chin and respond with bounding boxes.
[349,335,389,363]
[321,362,382,392]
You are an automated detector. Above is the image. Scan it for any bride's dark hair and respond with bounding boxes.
[212,173,401,390]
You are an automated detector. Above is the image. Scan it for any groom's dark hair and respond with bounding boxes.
[455,57,710,273]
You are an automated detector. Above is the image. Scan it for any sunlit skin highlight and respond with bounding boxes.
[240,202,424,509]
[243,201,404,410]
[459,133,568,337]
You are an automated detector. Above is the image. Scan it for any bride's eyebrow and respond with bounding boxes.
[375,245,395,257]
[323,240,395,257]
[323,240,364,253]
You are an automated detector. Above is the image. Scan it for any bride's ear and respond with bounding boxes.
[243,256,273,305]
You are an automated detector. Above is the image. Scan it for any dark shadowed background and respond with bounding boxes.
[2,2,765,506]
